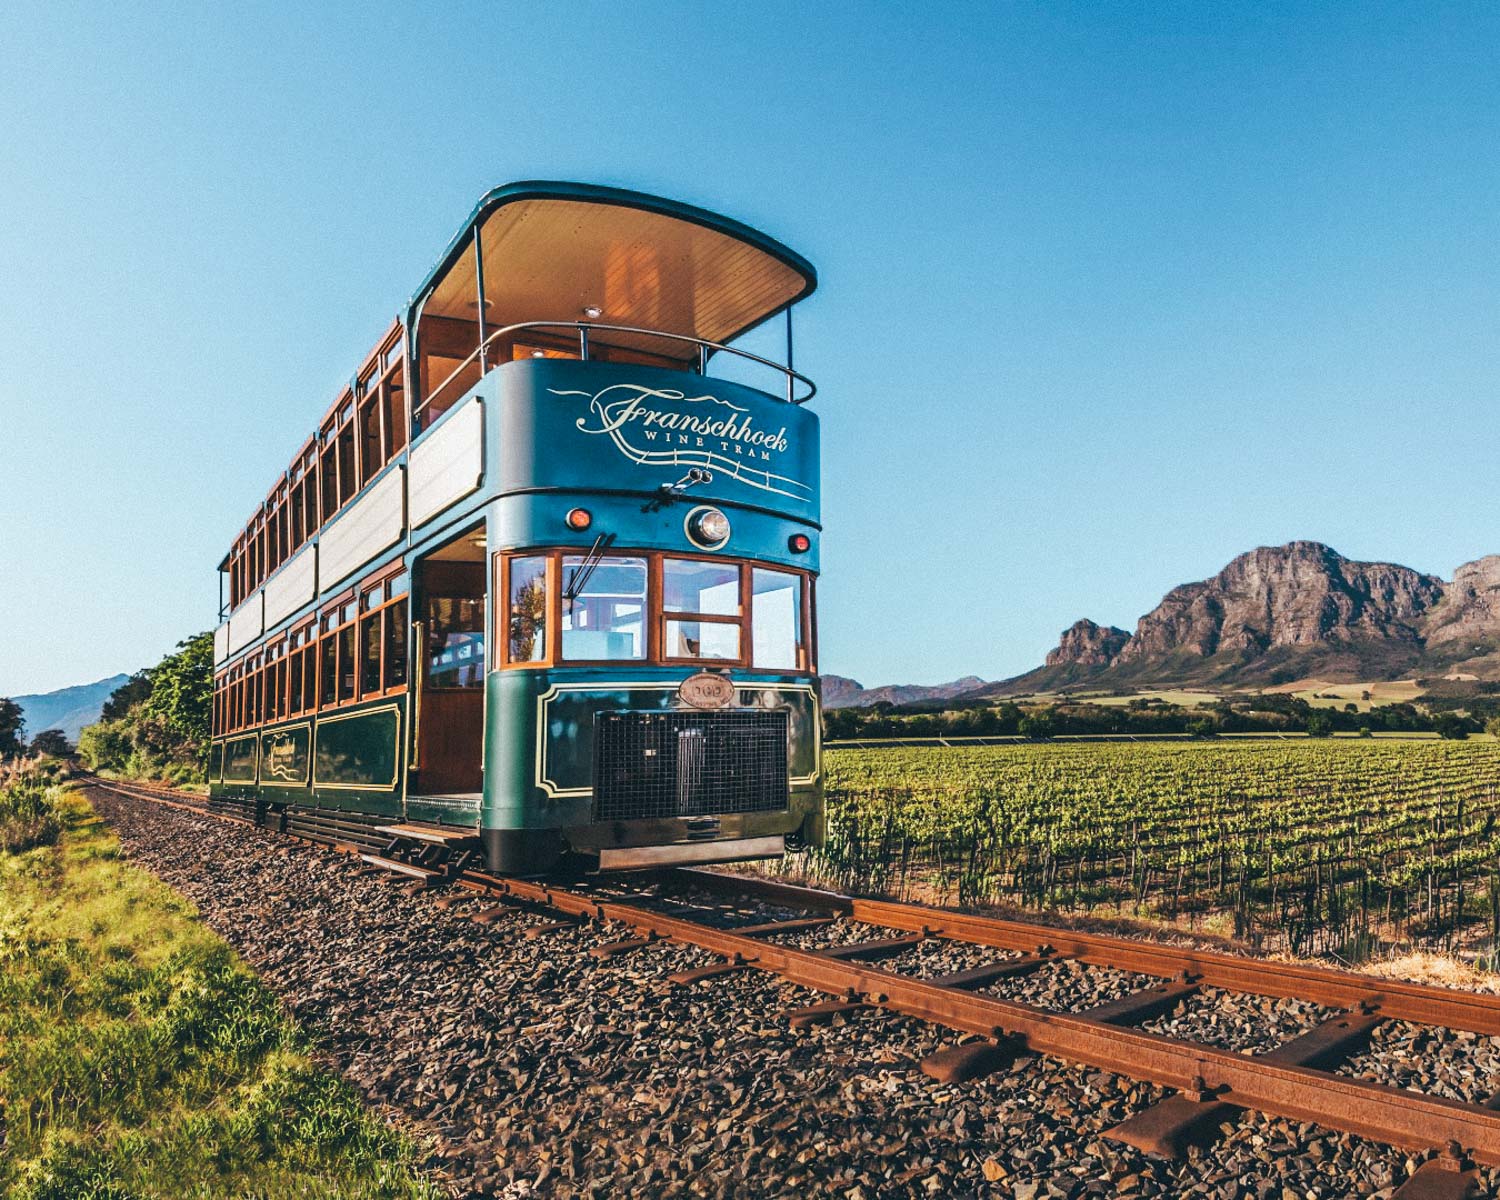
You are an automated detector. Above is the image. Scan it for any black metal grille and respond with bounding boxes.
[593,709,789,822]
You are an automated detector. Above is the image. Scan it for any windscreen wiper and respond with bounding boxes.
[564,532,616,604]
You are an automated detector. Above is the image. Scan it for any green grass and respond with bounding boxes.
[0,785,440,1200]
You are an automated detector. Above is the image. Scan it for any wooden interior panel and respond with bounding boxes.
[423,198,806,349]
[414,690,483,794]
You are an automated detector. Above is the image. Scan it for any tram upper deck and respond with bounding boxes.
[215,182,818,660]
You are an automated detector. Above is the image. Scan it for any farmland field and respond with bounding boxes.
[815,740,1500,956]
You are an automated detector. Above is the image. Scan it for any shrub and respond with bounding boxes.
[1435,713,1471,741]
[0,759,63,852]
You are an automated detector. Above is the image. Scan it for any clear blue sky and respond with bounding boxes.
[3,2,1499,696]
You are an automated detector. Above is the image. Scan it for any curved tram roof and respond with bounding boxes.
[406,180,818,361]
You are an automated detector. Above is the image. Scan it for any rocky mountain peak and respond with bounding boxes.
[1113,541,1444,666]
[1046,619,1130,668]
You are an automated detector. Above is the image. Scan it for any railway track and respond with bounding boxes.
[82,775,1500,1199]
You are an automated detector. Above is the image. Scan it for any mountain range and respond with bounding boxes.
[827,542,1500,707]
[11,674,128,743]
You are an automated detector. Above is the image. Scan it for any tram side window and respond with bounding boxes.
[337,624,356,703]
[751,569,805,671]
[384,597,408,689]
[246,658,261,727]
[336,419,356,508]
[320,622,339,708]
[384,357,407,457]
[320,437,339,522]
[294,629,318,713]
[360,607,382,695]
[358,389,382,489]
[663,558,741,662]
[288,645,303,715]
[561,556,646,661]
[507,556,548,663]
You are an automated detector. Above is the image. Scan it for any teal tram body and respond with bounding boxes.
[208,182,823,873]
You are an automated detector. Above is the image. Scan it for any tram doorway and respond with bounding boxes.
[411,524,486,797]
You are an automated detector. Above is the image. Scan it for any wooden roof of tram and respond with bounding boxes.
[408,181,817,360]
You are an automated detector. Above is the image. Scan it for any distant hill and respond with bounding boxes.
[988,541,1500,696]
[822,674,992,710]
[12,674,129,743]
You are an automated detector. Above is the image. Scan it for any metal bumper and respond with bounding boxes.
[596,834,785,871]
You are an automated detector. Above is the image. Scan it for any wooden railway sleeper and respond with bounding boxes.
[90,782,1500,1170]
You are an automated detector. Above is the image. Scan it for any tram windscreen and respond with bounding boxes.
[562,556,646,660]
[752,568,804,670]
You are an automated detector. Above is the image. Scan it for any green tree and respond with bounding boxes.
[1017,709,1056,740]
[1485,716,1500,738]
[1305,712,1335,738]
[29,729,73,757]
[101,670,153,720]
[76,632,214,780]
[141,632,214,751]
[1434,713,1471,741]
[0,698,24,758]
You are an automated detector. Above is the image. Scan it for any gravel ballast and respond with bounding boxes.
[87,787,1500,1199]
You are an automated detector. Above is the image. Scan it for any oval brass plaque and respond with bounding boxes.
[678,671,737,710]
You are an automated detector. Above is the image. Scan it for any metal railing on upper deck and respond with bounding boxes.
[415,320,816,430]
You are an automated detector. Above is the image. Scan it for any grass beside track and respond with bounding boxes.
[0,784,439,1200]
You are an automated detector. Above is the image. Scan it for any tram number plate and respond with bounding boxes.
[678,671,737,710]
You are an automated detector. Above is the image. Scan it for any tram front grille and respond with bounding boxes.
[593,710,789,823]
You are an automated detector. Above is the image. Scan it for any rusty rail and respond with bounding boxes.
[82,776,1500,1191]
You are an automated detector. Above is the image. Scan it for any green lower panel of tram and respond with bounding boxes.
[482,668,824,873]
[210,697,407,818]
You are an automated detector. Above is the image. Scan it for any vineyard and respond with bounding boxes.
[811,740,1500,957]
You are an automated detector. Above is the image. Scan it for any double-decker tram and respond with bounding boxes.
[209,182,823,873]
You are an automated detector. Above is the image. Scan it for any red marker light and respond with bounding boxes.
[788,533,811,553]
[566,507,592,531]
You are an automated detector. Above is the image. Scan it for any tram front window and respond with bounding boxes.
[752,568,805,670]
[664,557,741,661]
[562,555,646,660]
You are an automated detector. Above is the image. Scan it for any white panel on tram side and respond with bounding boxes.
[318,465,406,590]
[213,622,230,665]
[227,592,264,655]
[408,396,484,529]
[263,541,317,629]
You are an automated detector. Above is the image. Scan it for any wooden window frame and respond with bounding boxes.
[496,548,815,674]
[312,564,409,714]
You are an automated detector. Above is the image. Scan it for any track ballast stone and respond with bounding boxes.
[86,787,1500,1199]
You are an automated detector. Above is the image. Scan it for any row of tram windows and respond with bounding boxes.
[501,552,815,673]
[226,330,407,610]
[213,572,409,736]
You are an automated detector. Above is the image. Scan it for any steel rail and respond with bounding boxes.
[466,869,1500,1167]
[81,776,1500,1174]
[679,870,1500,1038]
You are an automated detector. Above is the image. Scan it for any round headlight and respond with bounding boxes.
[686,506,731,549]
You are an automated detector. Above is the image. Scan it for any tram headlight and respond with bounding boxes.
[566,507,593,531]
[788,533,811,554]
[686,506,731,549]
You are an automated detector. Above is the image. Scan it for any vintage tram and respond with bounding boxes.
[208,182,823,873]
